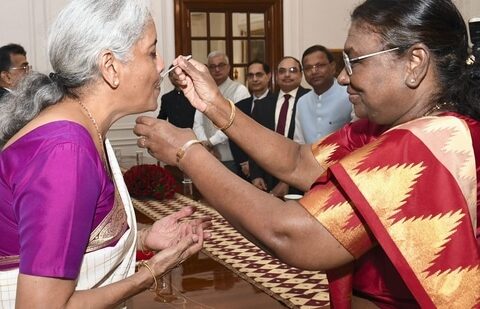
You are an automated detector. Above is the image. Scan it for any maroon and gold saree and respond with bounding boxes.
[301,114,480,308]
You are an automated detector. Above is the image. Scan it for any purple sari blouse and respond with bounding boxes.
[0,121,114,279]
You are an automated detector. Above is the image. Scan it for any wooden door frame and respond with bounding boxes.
[174,0,283,71]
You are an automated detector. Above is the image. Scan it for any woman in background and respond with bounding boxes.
[0,0,210,307]
[135,0,480,307]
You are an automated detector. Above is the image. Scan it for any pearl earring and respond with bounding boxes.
[410,79,415,83]
[113,81,119,86]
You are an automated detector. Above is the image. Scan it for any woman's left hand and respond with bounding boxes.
[134,117,196,166]
[142,206,212,252]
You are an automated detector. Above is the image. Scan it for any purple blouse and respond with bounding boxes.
[0,121,114,279]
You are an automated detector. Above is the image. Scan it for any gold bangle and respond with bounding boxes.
[215,99,236,131]
[137,260,158,291]
[176,139,203,164]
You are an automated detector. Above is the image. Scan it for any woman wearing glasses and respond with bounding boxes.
[0,0,210,307]
[135,0,480,307]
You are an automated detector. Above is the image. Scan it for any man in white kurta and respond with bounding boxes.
[193,51,250,174]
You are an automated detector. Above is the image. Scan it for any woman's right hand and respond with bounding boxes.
[172,56,223,113]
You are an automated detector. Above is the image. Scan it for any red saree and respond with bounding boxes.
[301,114,480,308]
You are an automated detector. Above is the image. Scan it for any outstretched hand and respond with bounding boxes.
[143,206,212,252]
[148,218,208,276]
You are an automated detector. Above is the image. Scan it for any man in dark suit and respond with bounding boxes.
[250,56,309,198]
[157,66,196,128]
[229,60,274,179]
[0,44,30,100]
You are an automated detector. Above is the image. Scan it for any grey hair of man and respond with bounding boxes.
[207,50,230,64]
[0,0,152,147]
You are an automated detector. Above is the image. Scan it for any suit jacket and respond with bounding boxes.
[249,86,309,191]
[229,91,275,170]
[157,88,196,128]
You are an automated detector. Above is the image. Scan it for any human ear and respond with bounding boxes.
[100,51,119,89]
[0,71,12,86]
[405,43,430,89]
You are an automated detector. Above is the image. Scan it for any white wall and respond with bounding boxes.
[1,0,479,155]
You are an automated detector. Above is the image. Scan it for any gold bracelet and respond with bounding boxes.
[176,139,203,164]
[215,99,236,131]
[137,260,158,291]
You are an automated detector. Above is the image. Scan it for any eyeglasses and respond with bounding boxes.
[247,72,266,79]
[208,63,228,70]
[10,65,32,73]
[277,67,300,75]
[342,47,400,75]
[303,63,330,74]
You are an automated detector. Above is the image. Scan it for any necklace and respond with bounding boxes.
[77,101,111,176]
[423,102,453,117]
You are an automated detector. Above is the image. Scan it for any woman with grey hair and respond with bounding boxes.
[0,0,210,307]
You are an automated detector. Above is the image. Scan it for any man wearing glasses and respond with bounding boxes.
[229,60,274,179]
[0,44,31,100]
[250,56,309,197]
[294,45,352,144]
[193,51,250,174]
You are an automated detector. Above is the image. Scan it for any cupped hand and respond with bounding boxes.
[134,117,196,166]
[143,206,212,251]
[148,222,207,276]
[172,56,223,113]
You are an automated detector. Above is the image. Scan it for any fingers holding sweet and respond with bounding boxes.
[173,56,223,113]
[133,117,197,166]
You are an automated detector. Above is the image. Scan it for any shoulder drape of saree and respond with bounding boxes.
[0,140,137,307]
[303,116,480,308]
[75,139,137,290]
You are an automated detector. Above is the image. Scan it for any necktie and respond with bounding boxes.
[276,94,291,135]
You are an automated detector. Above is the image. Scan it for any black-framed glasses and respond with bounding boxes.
[303,63,330,74]
[10,65,32,73]
[278,67,300,75]
[247,72,266,79]
[342,47,400,75]
[208,63,228,70]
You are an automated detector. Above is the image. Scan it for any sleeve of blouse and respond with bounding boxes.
[15,142,102,279]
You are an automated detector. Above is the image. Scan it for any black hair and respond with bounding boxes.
[302,45,334,64]
[279,56,302,71]
[247,60,271,74]
[0,43,27,73]
[352,0,480,120]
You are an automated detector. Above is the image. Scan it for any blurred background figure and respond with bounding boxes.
[249,56,309,197]
[157,64,196,128]
[0,43,30,99]
[193,51,249,174]
[229,60,273,179]
[294,45,352,144]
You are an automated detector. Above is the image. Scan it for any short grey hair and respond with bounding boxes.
[0,0,152,146]
[208,51,229,64]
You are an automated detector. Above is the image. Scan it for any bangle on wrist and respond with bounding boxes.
[214,99,236,131]
[137,260,158,291]
[176,139,203,164]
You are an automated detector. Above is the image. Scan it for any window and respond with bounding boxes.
[175,0,283,85]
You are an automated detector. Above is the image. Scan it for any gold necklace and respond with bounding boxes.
[423,102,452,117]
[77,101,111,176]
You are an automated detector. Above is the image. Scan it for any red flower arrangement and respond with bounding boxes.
[123,164,178,200]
